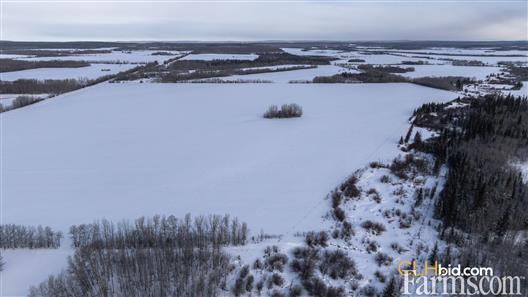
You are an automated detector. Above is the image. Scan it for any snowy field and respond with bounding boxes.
[0,82,457,295]
[225,64,351,82]
[0,63,136,81]
[402,64,501,79]
[1,83,457,234]
[18,50,182,64]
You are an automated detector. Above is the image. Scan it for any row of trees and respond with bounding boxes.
[0,224,62,249]
[29,214,249,297]
[0,58,90,73]
[69,214,248,250]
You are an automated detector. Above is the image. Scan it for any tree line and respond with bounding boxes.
[0,224,62,249]
[28,214,249,297]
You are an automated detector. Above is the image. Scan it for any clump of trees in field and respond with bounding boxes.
[263,103,303,119]
[29,214,249,297]
[0,224,62,249]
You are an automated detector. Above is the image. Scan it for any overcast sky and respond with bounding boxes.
[2,0,527,41]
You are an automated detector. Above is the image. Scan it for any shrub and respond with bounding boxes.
[380,175,391,183]
[319,249,357,279]
[375,252,393,266]
[341,221,355,239]
[331,191,343,208]
[305,231,328,247]
[361,220,386,235]
[366,240,379,253]
[374,270,386,283]
[360,285,378,297]
[270,273,284,287]
[266,252,289,272]
[271,290,286,297]
[333,207,346,222]
[291,247,319,280]
[289,284,303,297]
[390,242,406,254]
[340,175,360,198]
[263,103,303,119]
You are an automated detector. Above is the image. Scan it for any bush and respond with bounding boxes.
[270,273,284,287]
[366,240,379,253]
[266,252,289,272]
[360,285,378,297]
[375,252,393,267]
[340,175,360,198]
[289,284,303,297]
[333,207,346,222]
[263,103,303,119]
[291,247,319,280]
[361,220,386,235]
[305,231,328,247]
[319,249,357,279]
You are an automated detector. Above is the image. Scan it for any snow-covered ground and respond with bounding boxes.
[0,63,136,81]
[502,81,528,97]
[402,64,501,80]
[1,83,456,235]
[180,53,259,61]
[1,240,74,297]
[18,50,182,64]
[224,64,351,82]
[1,82,458,296]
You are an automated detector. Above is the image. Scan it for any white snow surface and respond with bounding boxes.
[18,50,182,64]
[224,65,351,82]
[179,53,259,61]
[0,64,136,81]
[402,64,501,80]
[1,83,456,237]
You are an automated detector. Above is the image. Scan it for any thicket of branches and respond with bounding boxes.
[0,78,102,94]
[0,59,90,72]
[0,224,62,249]
[29,214,248,297]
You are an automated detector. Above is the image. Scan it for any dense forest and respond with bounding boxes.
[413,94,528,286]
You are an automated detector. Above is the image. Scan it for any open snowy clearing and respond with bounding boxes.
[1,82,459,296]
[402,64,501,80]
[224,64,351,82]
[0,63,136,81]
[17,50,183,64]
[1,82,457,235]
